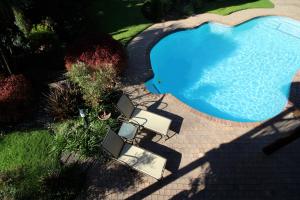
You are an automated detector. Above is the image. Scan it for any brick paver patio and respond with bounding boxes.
[85,1,300,199]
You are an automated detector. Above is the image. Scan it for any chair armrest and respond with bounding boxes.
[128,119,144,132]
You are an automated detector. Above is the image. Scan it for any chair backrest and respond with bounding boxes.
[117,94,135,118]
[101,129,125,158]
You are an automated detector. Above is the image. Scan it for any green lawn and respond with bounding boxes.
[0,130,60,198]
[88,0,273,45]
[206,0,274,15]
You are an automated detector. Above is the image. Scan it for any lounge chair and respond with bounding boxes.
[101,129,167,180]
[117,94,172,137]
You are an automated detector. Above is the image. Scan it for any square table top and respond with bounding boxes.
[118,122,138,140]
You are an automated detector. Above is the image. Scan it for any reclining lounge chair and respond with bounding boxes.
[117,94,172,137]
[101,129,167,180]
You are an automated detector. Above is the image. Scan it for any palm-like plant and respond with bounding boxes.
[45,81,83,121]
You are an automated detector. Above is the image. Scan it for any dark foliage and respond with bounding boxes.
[142,0,204,21]
[0,0,90,77]
[25,0,91,43]
[65,33,127,73]
[0,74,33,123]
[142,0,173,21]
[0,22,29,75]
[0,0,31,75]
[39,163,86,200]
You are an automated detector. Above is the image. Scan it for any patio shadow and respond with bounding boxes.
[84,160,143,199]
[137,130,182,173]
[127,106,300,199]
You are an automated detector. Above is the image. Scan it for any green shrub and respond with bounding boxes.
[29,19,59,53]
[45,81,83,121]
[30,19,54,34]
[50,114,118,158]
[68,62,119,108]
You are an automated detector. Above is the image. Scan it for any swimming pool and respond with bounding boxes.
[145,16,300,122]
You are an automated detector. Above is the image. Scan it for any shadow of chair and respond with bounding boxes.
[137,130,182,173]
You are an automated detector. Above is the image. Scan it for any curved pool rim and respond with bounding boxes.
[145,15,300,127]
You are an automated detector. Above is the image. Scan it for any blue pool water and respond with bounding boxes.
[146,16,300,122]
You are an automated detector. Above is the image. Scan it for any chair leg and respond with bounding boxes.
[133,138,139,146]
[154,134,163,142]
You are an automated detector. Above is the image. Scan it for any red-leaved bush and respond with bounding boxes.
[0,74,33,123]
[64,33,127,73]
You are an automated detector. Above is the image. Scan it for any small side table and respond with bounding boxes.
[118,122,138,143]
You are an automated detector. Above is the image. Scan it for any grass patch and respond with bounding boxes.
[0,130,60,198]
[205,0,274,16]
